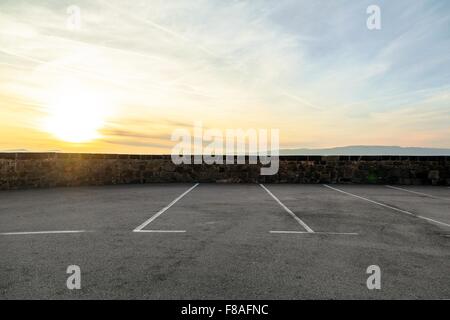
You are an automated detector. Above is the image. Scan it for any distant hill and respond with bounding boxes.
[279,145,450,156]
[2,146,449,156]
[0,149,30,152]
[0,149,61,152]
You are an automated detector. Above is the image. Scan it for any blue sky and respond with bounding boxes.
[0,0,449,152]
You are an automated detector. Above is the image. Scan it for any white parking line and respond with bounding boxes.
[134,230,186,233]
[385,185,449,201]
[0,230,87,236]
[415,216,450,228]
[133,183,199,232]
[270,231,358,235]
[259,184,314,233]
[323,184,450,228]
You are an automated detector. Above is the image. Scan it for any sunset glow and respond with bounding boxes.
[42,80,108,143]
[0,0,449,153]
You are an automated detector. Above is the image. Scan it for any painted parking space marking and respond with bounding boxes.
[269,231,358,235]
[0,230,87,236]
[259,184,314,233]
[133,183,199,232]
[385,185,449,201]
[323,184,450,228]
[133,230,186,233]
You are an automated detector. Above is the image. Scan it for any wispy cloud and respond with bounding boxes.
[0,0,449,152]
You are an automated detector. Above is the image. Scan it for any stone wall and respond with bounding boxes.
[0,153,449,190]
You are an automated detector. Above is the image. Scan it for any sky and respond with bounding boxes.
[0,0,449,153]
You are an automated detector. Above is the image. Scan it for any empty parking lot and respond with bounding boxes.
[0,183,449,299]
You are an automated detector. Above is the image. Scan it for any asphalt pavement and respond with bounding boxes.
[1,183,449,299]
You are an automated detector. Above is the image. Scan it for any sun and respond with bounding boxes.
[43,81,108,143]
